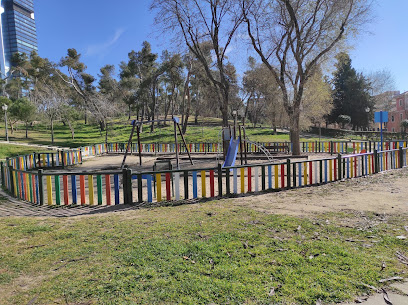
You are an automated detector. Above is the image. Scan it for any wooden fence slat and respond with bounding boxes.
[71,175,77,205]
[63,175,69,205]
[46,176,53,205]
[88,175,94,205]
[201,170,206,198]
[114,174,120,205]
[105,175,111,205]
[97,175,103,205]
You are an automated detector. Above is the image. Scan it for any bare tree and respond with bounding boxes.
[242,0,373,154]
[367,69,397,112]
[367,69,396,96]
[151,0,246,126]
[32,80,66,144]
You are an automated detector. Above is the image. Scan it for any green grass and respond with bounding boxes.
[0,144,51,160]
[0,117,333,148]
[0,200,406,304]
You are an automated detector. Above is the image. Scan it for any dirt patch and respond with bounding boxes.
[55,153,311,173]
[232,169,408,217]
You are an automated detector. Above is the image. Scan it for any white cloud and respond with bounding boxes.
[85,28,125,58]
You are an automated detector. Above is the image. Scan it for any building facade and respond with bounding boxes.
[385,91,408,132]
[0,0,37,76]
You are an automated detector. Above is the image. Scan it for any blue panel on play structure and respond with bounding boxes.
[374,111,388,123]
[222,137,240,168]
[130,120,136,125]
[172,116,180,123]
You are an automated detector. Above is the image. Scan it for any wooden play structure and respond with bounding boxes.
[221,125,275,166]
[121,117,194,170]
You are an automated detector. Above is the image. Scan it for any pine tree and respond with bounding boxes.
[329,53,374,130]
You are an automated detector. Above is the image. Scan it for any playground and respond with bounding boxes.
[2,133,406,207]
[1,167,407,305]
[1,132,408,304]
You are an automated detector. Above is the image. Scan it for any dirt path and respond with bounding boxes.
[232,168,408,217]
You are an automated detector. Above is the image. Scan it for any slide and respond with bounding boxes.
[222,137,240,168]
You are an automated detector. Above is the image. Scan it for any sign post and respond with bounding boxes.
[374,111,388,151]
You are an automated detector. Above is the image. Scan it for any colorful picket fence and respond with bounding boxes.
[80,144,108,158]
[5,150,82,171]
[105,140,408,155]
[3,145,407,207]
[41,171,121,206]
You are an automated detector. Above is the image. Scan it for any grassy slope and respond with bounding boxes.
[0,198,406,304]
[0,117,329,148]
[0,144,51,160]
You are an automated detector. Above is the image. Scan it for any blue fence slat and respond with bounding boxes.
[114,174,120,205]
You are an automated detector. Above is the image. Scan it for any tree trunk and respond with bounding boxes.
[182,64,192,134]
[128,105,131,120]
[221,98,229,127]
[242,104,249,126]
[84,111,87,125]
[289,110,301,155]
[182,90,192,134]
[105,122,108,143]
[25,122,28,138]
[319,122,322,142]
[141,103,145,122]
[99,120,106,132]
[51,118,54,145]
[68,121,75,139]
[194,108,199,125]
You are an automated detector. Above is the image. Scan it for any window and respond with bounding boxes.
[401,113,403,121]
[392,128,395,132]
[392,115,394,122]
[400,100,403,106]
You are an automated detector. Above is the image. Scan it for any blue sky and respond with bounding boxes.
[36,0,407,92]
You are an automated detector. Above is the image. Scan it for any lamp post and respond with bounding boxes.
[2,104,8,142]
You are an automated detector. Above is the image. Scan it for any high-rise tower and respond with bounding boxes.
[0,0,38,76]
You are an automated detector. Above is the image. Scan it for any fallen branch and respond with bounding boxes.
[382,288,393,305]
[379,276,403,283]
[396,251,408,265]
[359,282,380,293]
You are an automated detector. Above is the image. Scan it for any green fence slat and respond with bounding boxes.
[55,175,61,206]
[97,174,103,205]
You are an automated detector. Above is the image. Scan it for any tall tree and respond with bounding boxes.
[329,53,374,130]
[242,0,373,154]
[300,68,332,130]
[151,0,246,126]
[160,51,184,122]
[59,48,115,131]
[243,58,282,130]
[8,98,36,138]
[120,42,165,131]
